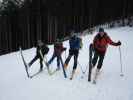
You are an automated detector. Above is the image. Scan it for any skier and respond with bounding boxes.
[28,40,49,71]
[47,39,66,70]
[64,33,82,80]
[91,28,121,81]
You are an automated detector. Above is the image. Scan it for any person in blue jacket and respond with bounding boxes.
[64,33,82,80]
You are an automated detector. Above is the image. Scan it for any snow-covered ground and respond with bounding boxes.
[0,26,133,100]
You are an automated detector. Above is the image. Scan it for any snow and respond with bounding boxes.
[0,26,133,100]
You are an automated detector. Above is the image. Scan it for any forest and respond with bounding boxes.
[0,0,133,55]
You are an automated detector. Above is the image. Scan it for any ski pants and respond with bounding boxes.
[65,49,79,70]
[29,55,43,69]
[92,50,105,70]
[48,52,61,68]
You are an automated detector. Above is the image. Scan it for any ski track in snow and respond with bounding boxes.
[0,27,133,100]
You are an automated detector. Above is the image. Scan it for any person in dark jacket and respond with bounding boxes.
[47,39,66,70]
[91,28,121,73]
[28,40,49,71]
[64,34,82,79]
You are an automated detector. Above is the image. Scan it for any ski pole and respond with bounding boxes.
[77,61,85,74]
[77,61,88,79]
[65,50,66,59]
[77,61,85,79]
[119,46,124,77]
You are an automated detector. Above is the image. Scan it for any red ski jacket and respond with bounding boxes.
[54,42,66,55]
[93,32,118,54]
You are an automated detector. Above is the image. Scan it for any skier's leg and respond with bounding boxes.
[93,54,104,84]
[92,51,99,67]
[29,55,38,67]
[73,50,79,70]
[70,50,79,80]
[64,54,72,69]
[48,53,56,65]
[57,55,60,70]
[40,56,43,71]
[64,49,73,66]
[97,54,104,70]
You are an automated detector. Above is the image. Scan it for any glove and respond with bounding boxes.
[117,41,121,46]
[63,47,67,51]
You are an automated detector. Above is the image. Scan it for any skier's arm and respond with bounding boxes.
[93,35,100,49]
[106,35,121,46]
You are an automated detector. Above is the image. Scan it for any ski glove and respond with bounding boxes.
[116,41,121,46]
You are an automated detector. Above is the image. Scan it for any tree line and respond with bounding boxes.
[0,0,133,55]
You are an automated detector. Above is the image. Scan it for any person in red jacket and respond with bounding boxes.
[47,39,66,70]
[91,28,121,73]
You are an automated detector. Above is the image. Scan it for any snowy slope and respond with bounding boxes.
[0,27,133,100]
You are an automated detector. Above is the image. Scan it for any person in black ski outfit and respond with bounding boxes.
[28,40,49,71]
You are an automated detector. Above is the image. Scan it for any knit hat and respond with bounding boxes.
[99,28,104,32]
[37,40,44,46]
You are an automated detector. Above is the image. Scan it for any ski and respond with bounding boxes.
[30,67,47,78]
[50,69,59,75]
[59,55,67,78]
[30,70,43,78]
[30,68,59,78]
[88,44,93,82]
[19,47,30,78]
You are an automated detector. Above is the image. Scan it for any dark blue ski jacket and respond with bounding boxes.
[69,36,81,50]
